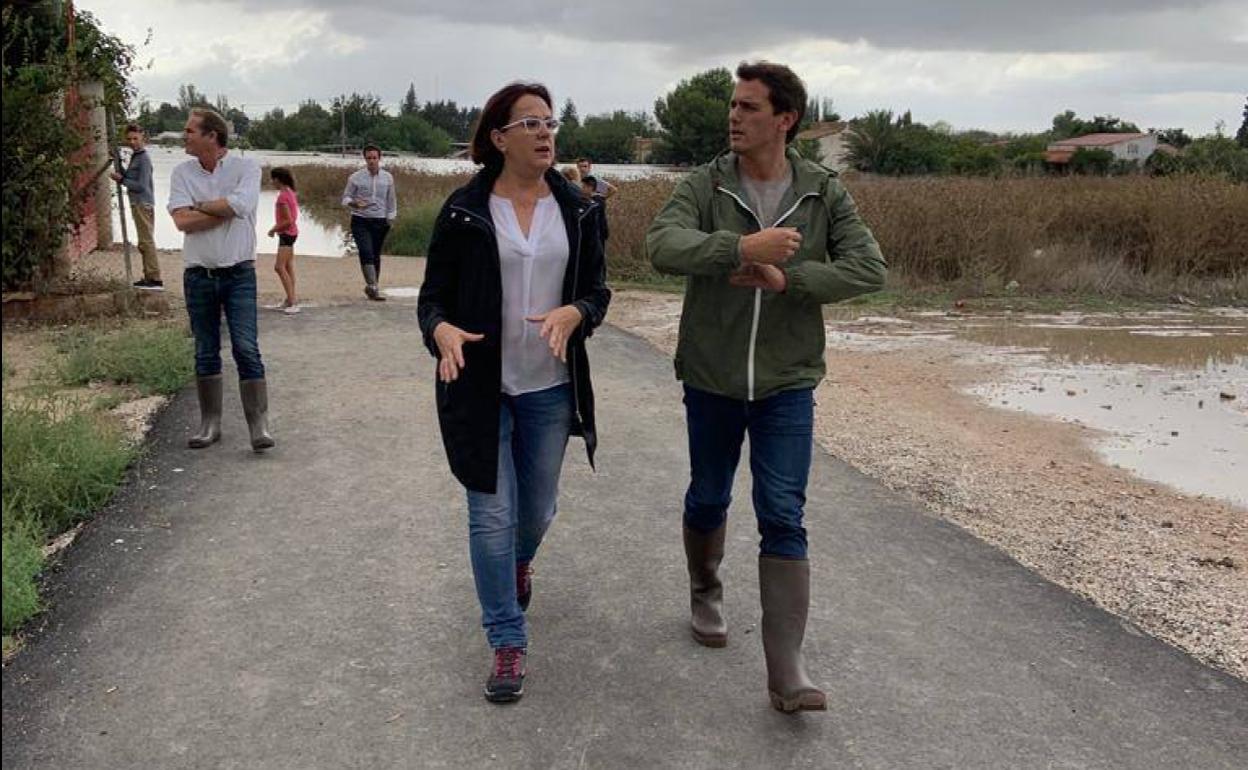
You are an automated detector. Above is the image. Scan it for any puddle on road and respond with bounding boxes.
[826,309,1248,507]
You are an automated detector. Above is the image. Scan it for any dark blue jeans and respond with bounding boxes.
[350,216,390,277]
[183,263,265,380]
[683,385,814,559]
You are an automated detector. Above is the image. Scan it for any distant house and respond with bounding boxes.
[1045,132,1159,166]
[152,130,183,145]
[795,121,849,171]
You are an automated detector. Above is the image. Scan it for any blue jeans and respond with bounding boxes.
[351,217,389,276]
[682,385,814,559]
[466,384,573,649]
[183,263,265,380]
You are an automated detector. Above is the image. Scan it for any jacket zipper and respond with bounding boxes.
[714,186,820,401]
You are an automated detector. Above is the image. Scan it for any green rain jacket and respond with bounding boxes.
[646,148,887,402]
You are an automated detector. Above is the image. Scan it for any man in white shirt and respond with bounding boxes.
[341,145,397,300]
[168,108,274,452]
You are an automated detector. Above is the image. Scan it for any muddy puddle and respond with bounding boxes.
[825,309,1248,508]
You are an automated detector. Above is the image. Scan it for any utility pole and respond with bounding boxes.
[340,100,347,157]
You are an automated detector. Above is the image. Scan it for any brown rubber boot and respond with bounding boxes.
[759,555,827,713]
[187,374,223,449]
[239,378,275,452]
[684,525,727,647]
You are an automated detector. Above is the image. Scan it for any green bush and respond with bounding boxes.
[384,201,441,256]
[2,7,136,291]
[56,325,193,395]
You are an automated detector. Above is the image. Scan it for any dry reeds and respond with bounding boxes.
[270,164,1248,300]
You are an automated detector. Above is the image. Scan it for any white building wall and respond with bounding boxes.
[1110,135,1158,162]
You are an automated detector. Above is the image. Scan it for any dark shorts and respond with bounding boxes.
[278,233,297,248]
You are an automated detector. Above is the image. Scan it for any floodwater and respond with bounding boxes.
[825,309,1248,508]
[109,146,673,257]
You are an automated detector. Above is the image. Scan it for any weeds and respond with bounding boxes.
[1,319,191,638]
[55,324,193,395]
[275,164,1248,301]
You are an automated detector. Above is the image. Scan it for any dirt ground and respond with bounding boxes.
[607,290,1248,681]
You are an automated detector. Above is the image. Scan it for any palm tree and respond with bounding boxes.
[844,109,900,173]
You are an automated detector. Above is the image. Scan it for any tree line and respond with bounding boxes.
[132,72,1248,180]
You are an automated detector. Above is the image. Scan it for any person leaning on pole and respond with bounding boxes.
[646,61,886,713]
[168,108,275,452]
[341,144,397,301]
[110,123,162,289]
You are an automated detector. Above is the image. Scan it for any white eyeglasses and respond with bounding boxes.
[499,117,560,135]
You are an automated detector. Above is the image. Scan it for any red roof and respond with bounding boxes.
[1045,148,1076,164]
[1050,132,1151,148]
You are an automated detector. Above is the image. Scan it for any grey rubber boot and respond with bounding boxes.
[684,526,728,647]
[239,378,275,452]
[187,374,223,449]
[759,556,827,713]
[362,264,385,301]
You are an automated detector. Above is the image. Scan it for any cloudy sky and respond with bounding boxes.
[88,0,1247,135]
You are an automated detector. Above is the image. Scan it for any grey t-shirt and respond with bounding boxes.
[740,168,793,227]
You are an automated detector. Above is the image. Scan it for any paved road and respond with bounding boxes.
[3,304,1246,769]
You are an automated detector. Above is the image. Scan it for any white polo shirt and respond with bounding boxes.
[167,151,261,269]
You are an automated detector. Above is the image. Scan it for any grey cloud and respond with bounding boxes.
[243,0,1246,62]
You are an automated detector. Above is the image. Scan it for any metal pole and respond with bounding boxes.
[107,109,134,286]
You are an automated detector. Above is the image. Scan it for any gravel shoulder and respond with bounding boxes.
[608,289,1248,681]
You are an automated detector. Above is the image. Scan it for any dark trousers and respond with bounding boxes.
[682,385,814,558]
[351,216,390,278]
[183,263,264,380]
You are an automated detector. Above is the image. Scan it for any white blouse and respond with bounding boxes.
[489,194,571,396]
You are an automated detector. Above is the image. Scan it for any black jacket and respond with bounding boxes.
[417,165,612,493]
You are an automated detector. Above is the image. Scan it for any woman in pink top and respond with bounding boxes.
[267,167,300,314]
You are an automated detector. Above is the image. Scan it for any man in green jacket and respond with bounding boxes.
[647,61,886,713]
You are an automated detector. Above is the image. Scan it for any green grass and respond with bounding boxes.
[2,521,44,635]
[384,201,441,257]
[0,399,136,634]
[1,399,136,539]
[55,325,194,395]
[2,320,192,638]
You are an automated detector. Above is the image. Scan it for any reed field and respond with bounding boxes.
[275,165,1248,301]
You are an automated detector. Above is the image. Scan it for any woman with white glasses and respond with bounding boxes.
[417,82,611,704]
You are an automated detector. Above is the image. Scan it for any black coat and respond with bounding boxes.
[417,165,612,493]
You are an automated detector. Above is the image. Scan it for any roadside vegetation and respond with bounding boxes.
[1,321,192,648]
[279,165,1247,303]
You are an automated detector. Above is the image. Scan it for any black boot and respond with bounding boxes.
[187,374,223,449]
[759,556,827,713]
[684,526,727,647]
[239,378,275,452]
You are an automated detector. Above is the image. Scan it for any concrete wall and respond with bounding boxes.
[78,81,113,248]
